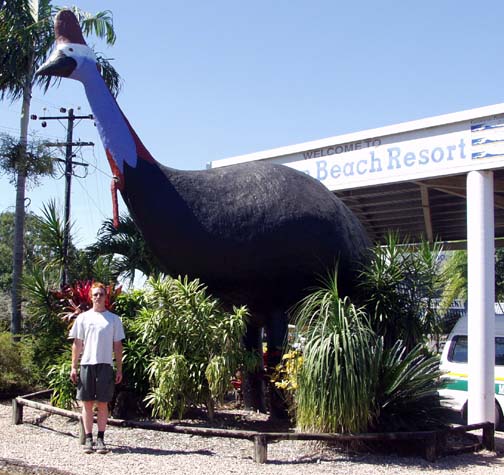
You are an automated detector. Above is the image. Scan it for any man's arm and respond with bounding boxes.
[113,340,123,384]
[70,338,83,383]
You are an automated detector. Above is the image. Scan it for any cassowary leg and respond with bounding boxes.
[241,325,266,412]
[265,311,289,419]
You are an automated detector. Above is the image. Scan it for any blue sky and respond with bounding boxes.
[2,1,504,247]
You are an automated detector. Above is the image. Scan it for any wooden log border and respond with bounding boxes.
[12,393,495,463]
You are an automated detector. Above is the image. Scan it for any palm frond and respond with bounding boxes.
[87,214,161,284]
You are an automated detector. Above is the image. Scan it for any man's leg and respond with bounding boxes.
[81,400,95,434]
[96,401,109,432]
[95,401,110,454]
[81,400,95,453]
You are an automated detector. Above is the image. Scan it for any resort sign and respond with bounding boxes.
[287,116,504,191]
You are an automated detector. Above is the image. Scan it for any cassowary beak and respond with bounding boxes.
[36,51,77,78]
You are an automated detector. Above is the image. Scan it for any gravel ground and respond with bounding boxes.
[1,401,504,475]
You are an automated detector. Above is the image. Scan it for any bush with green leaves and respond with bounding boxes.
[290,272,447,434]
[22,268,75,375]
[369,340,445,432]
[113,289,151,398]
[47,354,76,409]
[121,335,151,398]
[133,275,248,420]
[358,233,445,352]
[0,332,38,397]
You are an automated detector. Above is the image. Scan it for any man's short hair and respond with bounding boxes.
[89,282,106,298]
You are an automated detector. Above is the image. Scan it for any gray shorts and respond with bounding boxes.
[77,364,115,402]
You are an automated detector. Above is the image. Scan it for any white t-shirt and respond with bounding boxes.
[69,309,125,365]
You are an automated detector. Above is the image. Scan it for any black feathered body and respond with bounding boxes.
[122,158,369,319]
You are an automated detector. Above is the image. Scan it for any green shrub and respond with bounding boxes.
[135,275,248,420]
[122,337,150,398]
[369,340,446,432]
[0,332,38,397]
[22,267,70,374]
[47,355,77,409]
[358,233,444,352]
[115,289,153,399]
[290,271,448,434]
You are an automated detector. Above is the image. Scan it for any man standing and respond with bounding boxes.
[69,282,125,454]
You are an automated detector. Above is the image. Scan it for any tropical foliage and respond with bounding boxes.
[440,248,504,311]
[47,356,76,409]
[0,331,38,397]
[0,2,121,101]
[21,200,121,290]
[131,276,249,420]
[114,290,150,396]
[51,280,121,320]
[0,292,10,331]
[0,133,55,187]
[22,266,69,371]
[369,340,445,432]
[0,210,46,291]
[358,233,445,351]
[0,0,121,335]
[438,250,467,315]
[272,235,451,434]
[293,274,376,433]
[87,214,161,286]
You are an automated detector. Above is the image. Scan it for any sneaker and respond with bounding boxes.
[95,437,109,454]
[83,438,94,454]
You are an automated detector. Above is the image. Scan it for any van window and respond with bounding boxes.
[449,336,468,363]
[497,337,504,366]
[448,335,504,366]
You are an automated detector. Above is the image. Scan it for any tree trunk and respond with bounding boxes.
[11,170,26,335]
[11,73,33,336]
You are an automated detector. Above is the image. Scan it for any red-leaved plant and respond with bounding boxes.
[51,280,122,323]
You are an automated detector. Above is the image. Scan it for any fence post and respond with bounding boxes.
[424,433,437,462]
[12,398,23,425]
[254,435,268,463]
[482,422,495,451]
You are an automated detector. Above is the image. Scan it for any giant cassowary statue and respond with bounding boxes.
[38,10,370,415]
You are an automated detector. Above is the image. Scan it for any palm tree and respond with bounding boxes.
[441,249,504,314]
[87,214,162,286]
[438,250,467,315]
[0,0,121,335]
[32,200,118,284]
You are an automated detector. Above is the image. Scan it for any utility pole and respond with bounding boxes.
[31,108,94,287]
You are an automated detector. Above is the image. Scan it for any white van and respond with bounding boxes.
[439,313,504,429]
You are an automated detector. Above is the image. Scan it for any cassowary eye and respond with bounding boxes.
[69,48,74,52]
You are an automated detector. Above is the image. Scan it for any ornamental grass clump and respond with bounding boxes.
[293,273,376,433]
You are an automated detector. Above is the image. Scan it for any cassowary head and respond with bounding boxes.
[37,10,98,82]
[37,10,143,191]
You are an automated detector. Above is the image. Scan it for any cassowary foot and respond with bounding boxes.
[241,371,267,413]
[268,385,290,420]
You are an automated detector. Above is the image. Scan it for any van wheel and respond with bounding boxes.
[460,402,502,430]
[496,402,503,431]
[461,403,468,425]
